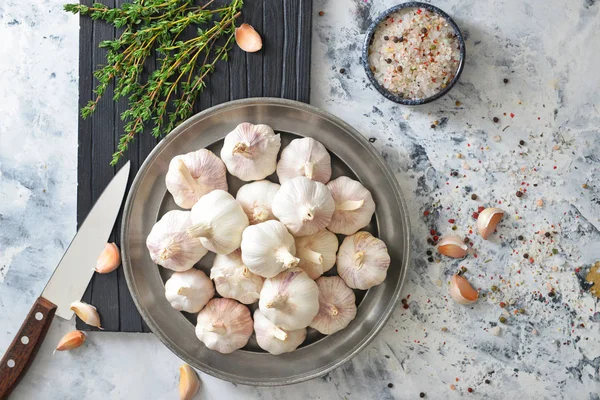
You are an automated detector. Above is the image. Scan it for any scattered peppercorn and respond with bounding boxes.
[468,388,473,393]
[460,266,467,274]
[582,183,589,189]
[463,237,470,244]
[384,35,389,40]
[388,383,394,388]
[401,298,407,305]
[420,393,426,398]
[403,303,409,309]
[426,250,432,256]
[523,253,529,259]
[392,36,400,43]
[471,194,478,200]
[451,171,459,177]
[548,291,556,297]
[499,316,507,323]
[428,257,434,262]
[503,78,509,83]
[421,27,428,34]
[399,36,404,42]
[423,210,430,216]
[519,139,525,145]
[552,248,558,254]
[499,301,506,308]
[545,232,551,238]
[485,379,491,384]
[516,191,524,198]
[518,235,524,240]
[396,65,403,72]
[339,68,345,74]
[455,101,461,107]
[318,10,324,16]
[446,32,453,38]
[427,238,434,244]
[431,124,436,129]
[386,58,392,64]
[478,206,485,213]
[493,117,499,123]
[430,229,436,236]
[518,308,526,314]
[491,285,498,292]
[452,226,457,230]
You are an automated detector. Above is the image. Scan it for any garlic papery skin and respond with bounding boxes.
[165,149,227,209]
[437,235,468,258]
[272,176,335,237]
[95,242,121,273]
[259,269,319,330]
[295,229,339,279]
[235,180,280,225]
[179,364,200,400]
[220,122,281,181]
[310,276,357,335]
[477,207,505,240]
[146,210,208,272]
[449,274,479,305]
[70,301,103,329]
[195,298,253,354]
[165,269,215,313]
[253,310,306,355]
[187,190,249,255]
[276,137,332,184]
[211,249,264,304]
[241,220,300,278]
[337,231,390,290]
[326,176,376,235]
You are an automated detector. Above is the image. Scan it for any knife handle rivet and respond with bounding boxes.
[7,359,15,368]
[21,336,29,345]
[35,312,43,321]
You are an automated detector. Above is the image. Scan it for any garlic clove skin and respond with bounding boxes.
[187,190,249,255]
[211,249,264,304]
[55,330,86,352]
[259,268,319,330]
[165,269,215,313]
[146,210,208,272]
[241,220,299,278]
[195,298,253,354]
[253,310,306,355]
[276,137,332,184]
[310,276,357,335]
[449,274,479,304]
[437,235,468,258]
[235,180,280,225]
[220,123,281,181]
[477,207,505,240]
[326,176,376,235]
[95,242,121,274]
[336,231,390,290]
[70,301,103,329]
[166,149,227,209]
[235,23,263,53]
[295,229,339,279]
[179,364,200,400]
[272,176,335,237]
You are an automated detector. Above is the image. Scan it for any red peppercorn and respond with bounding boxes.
[424,210,430,216]
[468,388,473,393]
[403,304,409,309]
[499,302,506,308]
[472,212,479,219]
[478,206,485,213]
[448,219,456,224]
[433,235,439,241]
[430,229,436,236]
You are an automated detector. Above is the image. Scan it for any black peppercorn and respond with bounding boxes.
[548,291,556,297]
[463,237,470,244]
[420,393,426,398]
[388,383,394,388]
[428,257,434,262]
[384,35,389,40]
[426,250,432,256]
[516,191,523,197]
[427,238,434,244]
[393,36,399,43]
[518,235,524,240]
[493,117,499,123]
[396,65,403,72]
[421,27,427,34]
[431,124,436,129]
[386,58,392,64]
[318,10,324,16]
[471,194,478,200]
[545,232,551,238]
[523,253,529,259]
[519,139,525,145]
[339,68,345,74]
[399,36,404,42]
[401,298,407,305]
[485,379,491,384]
[504,78,509,83]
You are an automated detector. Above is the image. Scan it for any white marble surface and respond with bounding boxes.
[1,0,600,399]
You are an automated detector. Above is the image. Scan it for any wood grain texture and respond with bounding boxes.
[77,0,312,332]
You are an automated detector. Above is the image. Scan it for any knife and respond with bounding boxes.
[0,162,130,399]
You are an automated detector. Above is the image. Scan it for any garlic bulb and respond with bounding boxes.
[165,269,215,313]
[146,210,208,271]
[211,249,264,304]
[235,180,280,225]
[220,122,281,181]
[437,235,468,258]
[326,176,376,235]
[253,310,306,355]
[477,207,505,240]
[165,149,227,209]
[310,276,357,335]
[272,176,335,237]
[195,298,253,354]
[259,269,319,330]
[276,137,332,184]
[241,220,300,278]
[187,190,249,255]
[295,229,339,279]
[449,274,479,304]
[337,231,390,290]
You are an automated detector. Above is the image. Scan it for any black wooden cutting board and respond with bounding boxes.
[77,0,312,332]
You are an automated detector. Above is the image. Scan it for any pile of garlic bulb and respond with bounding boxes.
[146,122,391,355]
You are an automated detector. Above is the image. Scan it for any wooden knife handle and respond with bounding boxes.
[0,297,56,399]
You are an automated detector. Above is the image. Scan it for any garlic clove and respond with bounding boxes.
[437,235,468,258]
[276,137,332,184]
[477,207,505,240]
[253,309,306,355]
[165,269,215,313]
[310,276,357,335]
[195,298,253,354]
[449,274,479,304]
[336,231,390,290]
[235,23,263,53]
[211,249,264,304]
[272,176,335,237]
[235,180,280,225]
[179,364,200,400]
[165,149,227,209]
[70,301,103,329]
[95,242,121,274]
[295,229,339,279]
[220,123,281,181]
[326,176,376,235]
[55,330,86,352]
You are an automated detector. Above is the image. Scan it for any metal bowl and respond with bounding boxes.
[121,98,410,385]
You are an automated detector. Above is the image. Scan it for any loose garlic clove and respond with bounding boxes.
[55,330,86,352]
[449,274,479,304]
[179,364,200,400]
[259,269,319,330]
[165,149,227,209]
[326,176,376,235]
[95,242,121,274]
[253,309,306,355]
[437,235,468,258]
[235,23,262,53]
[187,190,249,255]
[272,176,335,237]
[146,210,208,272]
[165,269,215,313]
[276,137,332,184]
[477,207,504,240]
[195,298,253,354]
[295,229,339,279]
[220,123,281,181]
[310,276,357,335]
[211,249,264,304]
[241,220,299,278]
[336,231,390,290]
[70,301,102,329]
[235,180,280,225]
